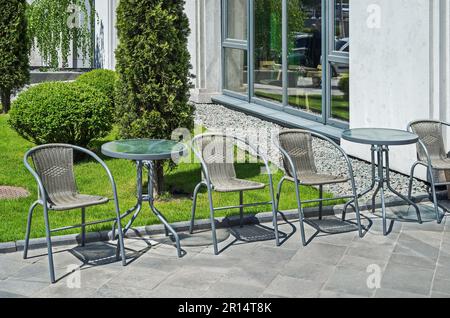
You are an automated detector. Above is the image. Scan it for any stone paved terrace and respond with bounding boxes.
[1,208,450,298]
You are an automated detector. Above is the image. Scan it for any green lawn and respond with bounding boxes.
[255,91,350,122]
[0,114,339,243]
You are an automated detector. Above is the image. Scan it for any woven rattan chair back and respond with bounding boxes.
[193,135,237,185]
[278,130,317,178]
[410,121,446,161]
[31,146,78,205]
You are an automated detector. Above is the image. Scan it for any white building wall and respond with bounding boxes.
[95,0,222,102]
[345,0,450,179]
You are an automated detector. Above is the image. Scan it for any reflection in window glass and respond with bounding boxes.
[286,0,322,116]
[253,0,283,103]
[330,61,349,122]
[224,48,248,95]
[334,0,349,52]
[227,0,247,40]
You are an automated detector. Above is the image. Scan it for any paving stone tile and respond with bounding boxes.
[291,242,347,265]
[394,235,441,260]
[33,283,97,298]
[374,288,428,298]
[106,267,171,291]
[431,278,450,295]
[389,253,437,270]
[337,254,387,271]
[147,283,207,298]
[264,275,322,298]
[162,268,224,291]
[318,290,368,298]
[322,265,376,297]
[0,278,48,297]
[0,290,26,298]
[205,281,265,298]
[431,292,450,298]
[219,265,281,288]
[380,263,434,296]
[346,241,394,261]
[281,261,335,284]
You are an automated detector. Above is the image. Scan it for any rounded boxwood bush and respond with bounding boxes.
[76,69,118,106]
[9,81,113,148]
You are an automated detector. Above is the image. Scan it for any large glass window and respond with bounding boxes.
[330,61,349,121]
[227,0,248,40]
[224,48,248,94]
[222,0,350,126]
[287,0,322,116]
[253,0,283,104]
[334,0,349,52]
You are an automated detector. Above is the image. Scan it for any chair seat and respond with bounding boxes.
[286,173,349,186]
[212,178,266,193]
[48,193,109,211]
[429,158,450,170]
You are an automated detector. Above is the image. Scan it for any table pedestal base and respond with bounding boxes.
[113,161,184,258]
[368,146,422,235]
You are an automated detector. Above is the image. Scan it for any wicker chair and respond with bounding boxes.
[407,120,450,223]
[23,144,126,283]
[274,129,363,246]
[190,133,279,255]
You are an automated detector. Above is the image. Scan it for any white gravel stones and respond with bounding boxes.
[194,103,427,198]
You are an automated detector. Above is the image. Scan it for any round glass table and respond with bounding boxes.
[342,128,422,235]
[102,139,187,257]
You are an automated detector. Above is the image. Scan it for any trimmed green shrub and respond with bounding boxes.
[338,74,349,101]
[9,82,112,148]
[115,0,194,195]
[76,69,118,107]
[0,0,30,114]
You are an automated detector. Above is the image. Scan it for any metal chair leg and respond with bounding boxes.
[239,191,244,228]
[318,185,323,220]
[428,167,442,223]
[114,211,127,266]
[351,179,363,238]
[207,188,219,255]
[190,183,203,234]
[43,206,56,283]
[293,181,307,246]
[81,208,86,247]
[23,201,39,259]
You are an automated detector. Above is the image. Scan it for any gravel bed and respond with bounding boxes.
[194,103,428,198]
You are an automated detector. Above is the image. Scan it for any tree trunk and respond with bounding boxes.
[152,161,165,198]
[1,89,11,114]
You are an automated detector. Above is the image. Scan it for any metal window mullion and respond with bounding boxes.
[322,0,329,124]
[282,0,288,108]
[248,0,254,102]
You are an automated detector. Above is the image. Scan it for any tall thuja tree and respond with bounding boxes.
[0,0,30,114]
[115,0,194,196]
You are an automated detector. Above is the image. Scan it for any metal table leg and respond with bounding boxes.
[112,161,144,239]
[373,145,422,236]
[145,161,184,258]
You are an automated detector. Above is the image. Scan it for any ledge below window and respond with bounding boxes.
[211,95,345,142]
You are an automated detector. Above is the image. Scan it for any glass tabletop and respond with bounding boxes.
[101,139,187,161]
[342,128,419,146]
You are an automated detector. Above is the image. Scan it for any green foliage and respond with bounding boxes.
[115,0,194,195]
[8,81,113,147]
[0,0,30,114]
[27,0,95,68]
[254,0,305,60]
[76,69,118,107]
[338,73,349,101]
[115,0,194,140]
